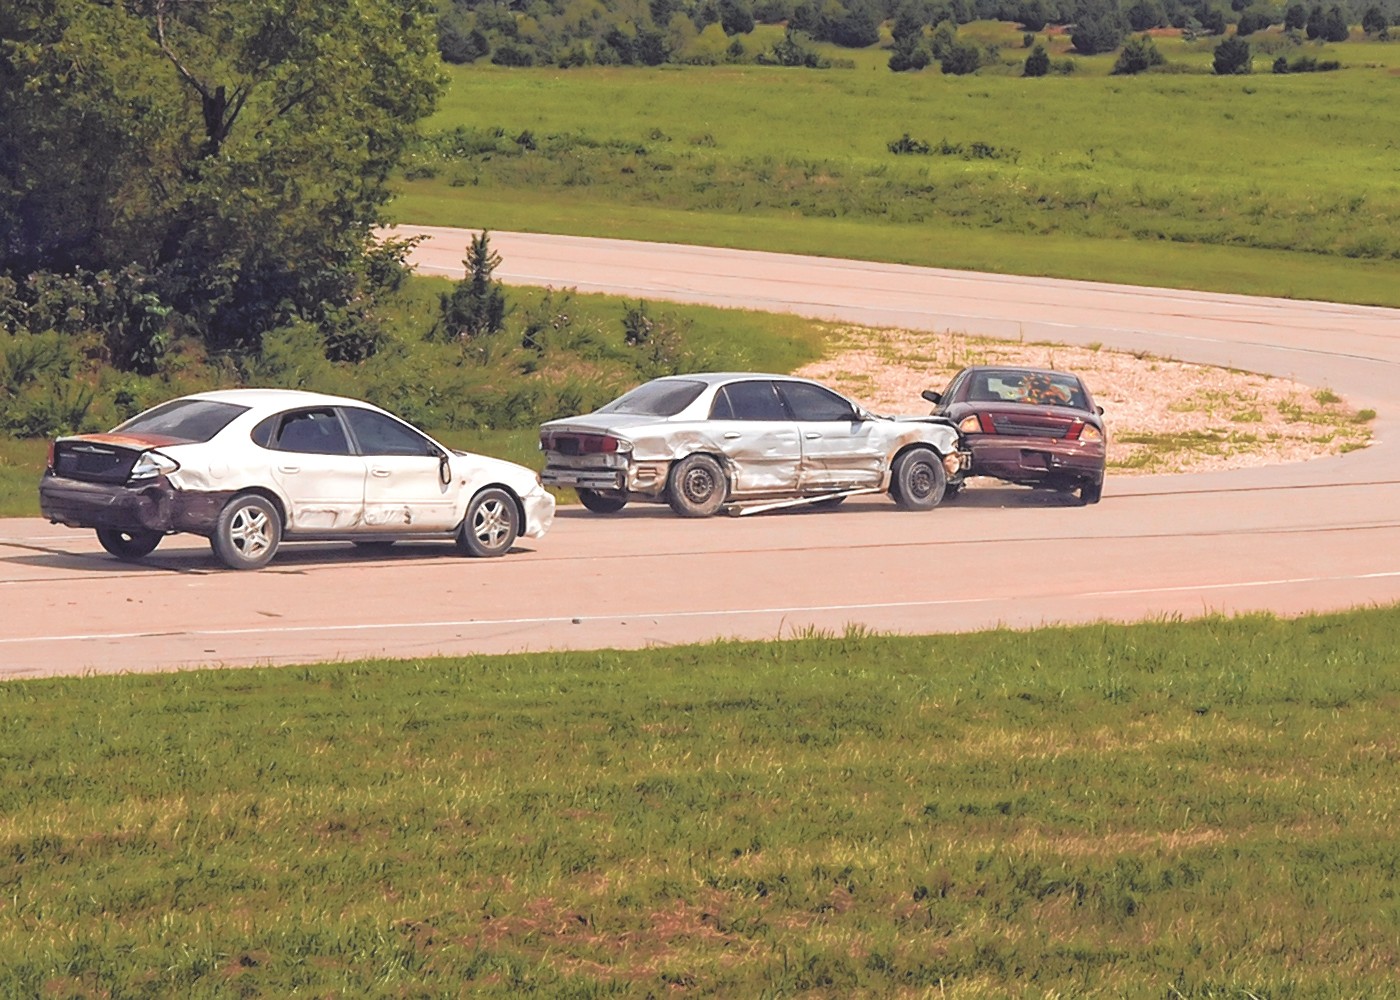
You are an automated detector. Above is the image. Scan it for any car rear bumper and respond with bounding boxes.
[39,473,231,535]
[967,439,1104,486]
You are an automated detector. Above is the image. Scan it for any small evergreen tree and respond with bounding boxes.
[1213,35,1252,73]
[438,232,507,341]
[1023,42,1052,75]
[1112,34,1166,73]
[1361,5,1386,34]
[1284,3,1307,29]
[1321,4,1350,40]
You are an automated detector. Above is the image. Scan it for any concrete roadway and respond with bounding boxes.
[3,229,1399,679]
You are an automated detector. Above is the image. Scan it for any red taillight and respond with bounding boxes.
[541,431,622,455]
[1066,421,1084,440]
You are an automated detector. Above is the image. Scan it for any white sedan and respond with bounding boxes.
[39,388,554,569]
[540,373,964,516]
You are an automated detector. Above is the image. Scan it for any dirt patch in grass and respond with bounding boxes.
[795,327,1374,475]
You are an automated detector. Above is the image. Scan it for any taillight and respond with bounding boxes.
[1079,424,1104,443]
[958,414,984,434]
[540,431,628,455]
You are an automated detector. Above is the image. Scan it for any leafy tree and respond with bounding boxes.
[718,0,757,35]
[940,38,982,72]
[1284,3,1307,28]
[1213,34,1252,72]
[1197,2,1228,32]
[1016,0,1054,30]
[1112,33,1166,72]
[829,1,882,46]
[757,26,832,65]
[1,0,442,360]
[1023,42,1052,74]
[1235,8,1276,34]
[1361,5,1387,33]
[437,232,507,341]
[1070,0,1127,53]
[1320,4,1350,39]
[1126,0,1167,30]
[1305,3,1325,36]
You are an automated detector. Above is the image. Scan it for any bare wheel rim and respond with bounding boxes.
[229,504,274,560]
[681,465,718,504]
[471,496,513,549]
[906,460,936,500]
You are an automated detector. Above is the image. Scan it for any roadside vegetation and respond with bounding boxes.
[3,606,1399,995]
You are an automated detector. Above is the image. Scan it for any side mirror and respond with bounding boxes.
[921,389,942,405]
[437,450,452,486]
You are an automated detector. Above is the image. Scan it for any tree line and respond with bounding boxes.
[436,0,1400,67]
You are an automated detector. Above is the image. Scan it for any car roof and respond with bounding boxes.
[182,388,380,410]
[959,364,1082,381]
[652,372,825,387]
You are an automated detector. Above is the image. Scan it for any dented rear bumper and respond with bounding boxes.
[39,473,232,536]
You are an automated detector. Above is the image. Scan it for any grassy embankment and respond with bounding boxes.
[3,607,1400,996]
[395,27,1400,307]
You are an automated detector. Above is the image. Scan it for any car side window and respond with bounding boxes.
[712,381,788,421]
[778,382,857,422]
[274,409,351,455]
[342,407,438,457]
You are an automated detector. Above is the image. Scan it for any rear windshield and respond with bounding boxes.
[114,399,249,444]
[597,379,706,417]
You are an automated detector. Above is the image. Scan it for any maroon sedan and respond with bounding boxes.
[922,366,1106,504]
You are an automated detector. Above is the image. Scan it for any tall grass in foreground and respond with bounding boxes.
[3,608,1399,996]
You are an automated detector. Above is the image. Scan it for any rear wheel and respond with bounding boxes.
[457,487,519,557]
[1080,480,1103,505]
[666,454,727,518]
[211,494,282,570]
[577,488,628,514]
[96,527,162,561]
[890,448,947,511]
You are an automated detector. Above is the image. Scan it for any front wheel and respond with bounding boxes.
[458,487,519,557]
[96,527,162,561]
[890,447,947,511]
[577,488,628,514]
[211,494,282,570]
[667,454,727,518]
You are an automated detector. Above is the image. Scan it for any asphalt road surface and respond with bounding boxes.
[4,229,1399,679]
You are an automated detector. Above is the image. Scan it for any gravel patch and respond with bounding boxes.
[795,327,1374,476]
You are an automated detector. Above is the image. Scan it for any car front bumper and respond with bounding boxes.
[520,482,556,539]
[39,473,232,536]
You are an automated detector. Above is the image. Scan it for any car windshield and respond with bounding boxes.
[113,399,249,443]
[597,379,706,417]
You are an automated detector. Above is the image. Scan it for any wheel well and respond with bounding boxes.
[672,452,732,484]
[890,442,941,467]
[224,488,286,526]
[472,483,526,528]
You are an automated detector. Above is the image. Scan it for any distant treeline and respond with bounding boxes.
[437,0,1400,66]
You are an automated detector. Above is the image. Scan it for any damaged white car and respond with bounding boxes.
[539,373,964,516]
[40,388,555,569]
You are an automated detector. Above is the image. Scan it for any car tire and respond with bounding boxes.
[577,488,628,514]
[1080,480,1103,505]
[457,487,519,557]
[890,447,947,511]
[96,527,162,560]
[211,494,282,570]
[666,454,728,518]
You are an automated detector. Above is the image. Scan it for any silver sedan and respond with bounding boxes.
[539,373,964,516]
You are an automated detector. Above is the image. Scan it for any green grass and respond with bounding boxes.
[393,42,1400,306]
[2,607,1400,995]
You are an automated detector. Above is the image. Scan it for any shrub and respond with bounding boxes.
[1112,34,1167,73]
[1213,35,1253,73]
[888,133,932,155]
[940,40,982,74]
[1024,43,1052,75]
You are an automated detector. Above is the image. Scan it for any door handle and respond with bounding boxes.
[804,432,821,440]
[277,465,301,474]
[371,467,391,477]
[723,432,741,439]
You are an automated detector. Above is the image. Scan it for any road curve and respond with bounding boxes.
[4,230,1399,679]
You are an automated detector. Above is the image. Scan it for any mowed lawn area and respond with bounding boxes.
[395,33,1400,306]
[3,608,1399,996]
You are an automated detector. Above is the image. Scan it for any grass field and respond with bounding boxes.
[393,29,1400,306]
[2,608,1399,995]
